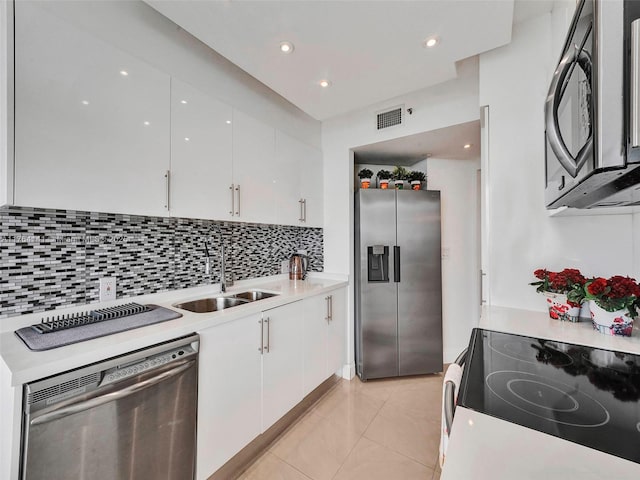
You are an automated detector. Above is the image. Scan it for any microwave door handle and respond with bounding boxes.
[545,46,593,178]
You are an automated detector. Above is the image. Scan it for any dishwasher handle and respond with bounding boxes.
[30,360,195,426]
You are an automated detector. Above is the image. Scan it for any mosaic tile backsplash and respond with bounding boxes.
[1,207,323,318]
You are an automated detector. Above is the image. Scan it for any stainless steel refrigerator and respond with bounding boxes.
[355,189,442,380]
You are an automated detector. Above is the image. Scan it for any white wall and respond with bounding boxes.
[323,58,480,369]
[479,9,636,312]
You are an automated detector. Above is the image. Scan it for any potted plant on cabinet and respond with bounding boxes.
[530,268,586,322]
[408,171,426,190]
[391,166,409,189]
[583,276,640,336]
[376,169,392,189]
[358,168,374,189]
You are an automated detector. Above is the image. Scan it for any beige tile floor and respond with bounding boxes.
[239,374,444,480]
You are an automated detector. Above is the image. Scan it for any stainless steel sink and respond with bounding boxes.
[173,297,249,313]
[173,290,279,313]
[231,291,279,302]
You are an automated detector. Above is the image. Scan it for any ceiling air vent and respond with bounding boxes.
[376,106,404,131]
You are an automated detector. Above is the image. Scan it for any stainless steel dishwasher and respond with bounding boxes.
[20,334,199,480]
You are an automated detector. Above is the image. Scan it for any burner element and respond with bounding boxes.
[488,337,573,367]
[486,370,610,427]
[507,379,578,412]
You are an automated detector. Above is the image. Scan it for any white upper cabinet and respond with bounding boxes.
[13,2,170,217]
[170,79,233,220]
[232,110,277,224]
[275,130,324,227]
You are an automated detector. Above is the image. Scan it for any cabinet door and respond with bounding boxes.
[197,314,262,480]
[232,110,276,224]
[302,294,329,395]
[261,301,305,431]
[274,130,306,225]
[170,79,233,220]
[13,2,170,216]
[299,143,323,227]
[327,287,347,376]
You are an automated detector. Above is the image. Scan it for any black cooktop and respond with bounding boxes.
[457,328,640,464]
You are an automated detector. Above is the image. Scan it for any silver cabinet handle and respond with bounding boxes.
[164,170,171,210]
[632,19,640,147]
[302,199,307,222]
[264,317,270,353]
[329,294,333,321]
[299,199,304,222]
[229,183,236,217]
[31,360,195,426]
[235,185,241,216]
[259,318,264,353]
[325,296,330,323]
[544,39,593,177]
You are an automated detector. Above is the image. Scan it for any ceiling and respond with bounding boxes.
[353,120,481,166]
[144,0,539,121]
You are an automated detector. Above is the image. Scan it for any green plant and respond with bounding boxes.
[391,166,409,181]
[408,171,426,182]
[357,168,373,179]
[376,169,392,180]
[583,276,640,318]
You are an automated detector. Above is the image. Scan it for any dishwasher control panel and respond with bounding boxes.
[101,345,196,386]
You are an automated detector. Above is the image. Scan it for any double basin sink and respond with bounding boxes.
[173,290,279,313]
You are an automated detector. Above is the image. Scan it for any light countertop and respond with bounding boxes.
[441,305,640,479]
[0,274,347,386]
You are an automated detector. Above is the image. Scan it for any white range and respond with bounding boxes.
[442,305,640,480]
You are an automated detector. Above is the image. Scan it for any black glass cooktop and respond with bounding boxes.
[457,329,640,464]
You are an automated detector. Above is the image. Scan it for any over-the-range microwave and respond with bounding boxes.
[545,0,640,209]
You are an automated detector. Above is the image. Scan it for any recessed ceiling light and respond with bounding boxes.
[81,100,89,105]
[181,100,187,104]
[226,120,231,124]
[463,143,472,149]
[279,41,294,54]
[423,36,439,48]
[184,137,190,142]
[319,79,331,88]
[143,121,150,126]
[120,70,129,76]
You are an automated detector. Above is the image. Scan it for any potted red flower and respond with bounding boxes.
[530,268,586,322]
[583,276,640,337]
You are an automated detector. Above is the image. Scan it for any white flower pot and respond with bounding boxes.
[542,292,582,322]
[589,300,634,337]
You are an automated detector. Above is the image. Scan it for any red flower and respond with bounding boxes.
[587,278,607,296]
[607,276,640,299]
[534,269,548,280]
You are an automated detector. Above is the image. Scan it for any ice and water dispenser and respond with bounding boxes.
[367,245,389,282]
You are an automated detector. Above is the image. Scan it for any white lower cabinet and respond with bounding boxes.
[302,287,347,395]
[196,313,262,480]
[261,301,306,431]
[327,288,346,375]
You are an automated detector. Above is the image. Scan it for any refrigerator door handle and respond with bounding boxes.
[393,246,401,282]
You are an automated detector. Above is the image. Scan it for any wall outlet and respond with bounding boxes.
[280,260,289,274]
[99,277,117,302]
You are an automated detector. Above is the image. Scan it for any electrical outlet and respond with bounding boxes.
[281,260,289,274]
[99,277,117,302]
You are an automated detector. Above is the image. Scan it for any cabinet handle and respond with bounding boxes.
[235,185,241,216]
[325,296,330,323]
[299,199,304,222]
[302,199,307,222]
[230,184,235,216]
[258,318,263,353]
[164,170,171,211]
[264,317,270,353]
